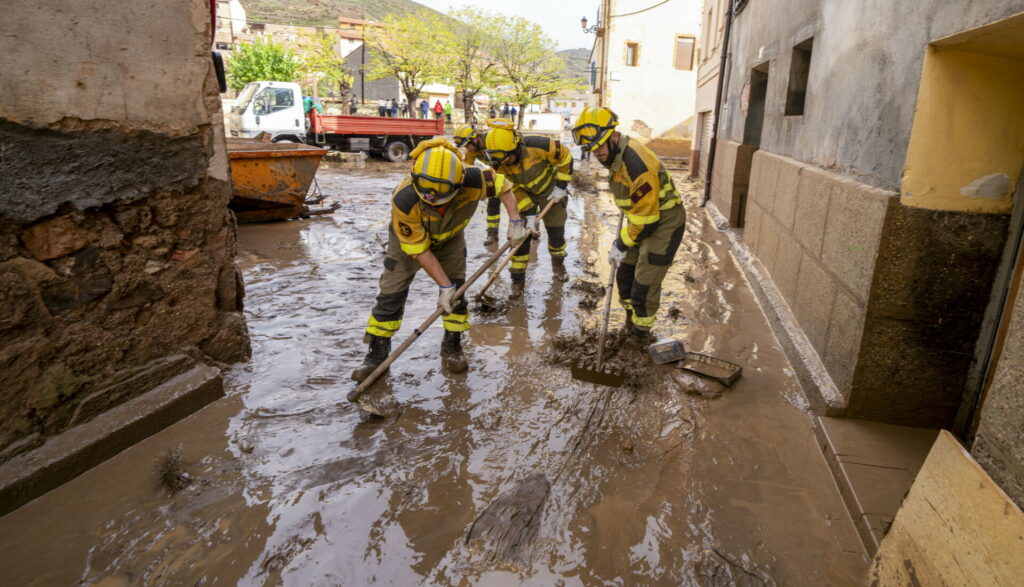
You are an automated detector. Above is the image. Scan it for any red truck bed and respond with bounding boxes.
[309,112,444,136]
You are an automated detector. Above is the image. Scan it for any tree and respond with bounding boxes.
[364,10,453,117]
[295,31,355,109]
[226,37,298,91]
[444,8,506,126]
[491,16,582,128]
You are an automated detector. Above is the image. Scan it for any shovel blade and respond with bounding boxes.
[571,359,626,387]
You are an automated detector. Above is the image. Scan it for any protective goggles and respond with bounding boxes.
[572,123,614,152]
[412,174,461,204]
[484,148,516,165]
[453,132,476,148]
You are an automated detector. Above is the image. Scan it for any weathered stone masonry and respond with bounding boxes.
[0,0,250,463]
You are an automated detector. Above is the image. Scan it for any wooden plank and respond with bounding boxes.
[865,430,1024,586]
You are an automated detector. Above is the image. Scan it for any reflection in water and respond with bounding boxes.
[0,159,868,585]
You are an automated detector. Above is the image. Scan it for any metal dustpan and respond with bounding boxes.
[571,358,626,387]
[676,352,742,386]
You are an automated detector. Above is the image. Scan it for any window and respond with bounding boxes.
[675,36,696,70]
[625,42,639,66]
[785,37,813,116]
[253,87,294,115]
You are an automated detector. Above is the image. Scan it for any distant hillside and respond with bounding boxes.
[558,48,591,84]
[240,0,443,26]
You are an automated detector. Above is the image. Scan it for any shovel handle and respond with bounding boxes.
[474,196,560,300]
[595,212,625,370]
[348,239,515,404]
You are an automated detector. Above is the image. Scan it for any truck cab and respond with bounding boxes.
[227,81,306,142]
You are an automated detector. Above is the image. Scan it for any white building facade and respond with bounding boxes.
[589,0,702,157]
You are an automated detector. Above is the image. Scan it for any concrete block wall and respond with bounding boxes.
[709,139,756,226]
[744,150,896,400]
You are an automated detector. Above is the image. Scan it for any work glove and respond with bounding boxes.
[550,186,568,203]
[608,239,628,266]
[507,219,529,243]
[438,284,457,314]
[526,215,540,236]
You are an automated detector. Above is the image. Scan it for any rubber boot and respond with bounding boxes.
[509,276,526,300]
[483,228,499,247]
[551,255,568,283]
[622,309,634,333]
[350,334,391,382]
[440,330,468,374]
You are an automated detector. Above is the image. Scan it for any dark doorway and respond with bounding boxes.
[743,63,769,147]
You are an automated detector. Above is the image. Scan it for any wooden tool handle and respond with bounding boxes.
[474,196,559,300]
[595,212,625,370]
[348,239,514,403]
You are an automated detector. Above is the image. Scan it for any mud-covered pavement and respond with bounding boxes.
[0,158,869,585]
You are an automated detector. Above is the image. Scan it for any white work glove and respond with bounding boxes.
[608,240,627,266]
[550,186,568,203]
[525,215,540,236]
[438,284,457,314]
[507,219,529,243]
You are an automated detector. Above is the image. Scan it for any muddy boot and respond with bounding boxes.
[508,277,526,301]
[483,228,499,247]
[551,255,568,283]
[440,330,468,374]
[629,322,654,344]
[350,334,391,382]
[622,309,634,333]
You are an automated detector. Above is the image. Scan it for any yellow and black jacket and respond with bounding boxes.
[391,167,533,256]
[493,135,573,200]
[608,136,683,247]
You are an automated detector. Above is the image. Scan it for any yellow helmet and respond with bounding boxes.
[486,118,516,130]
[484,126,520,166]
[453,124,477,148]
[409,138,465,205]
[572,106,618,151]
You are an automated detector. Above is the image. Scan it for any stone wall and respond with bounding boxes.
[744,150,894,402]
[972,271,1024,510]
[0,0,250,461]
[743,149,1009,428]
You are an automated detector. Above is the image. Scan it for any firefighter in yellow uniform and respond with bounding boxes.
[453,124,501,246]
[484,120,574,296]
[351,138,535,382]
[572,106,686,340]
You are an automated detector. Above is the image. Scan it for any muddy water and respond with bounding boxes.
[0,158,868,585]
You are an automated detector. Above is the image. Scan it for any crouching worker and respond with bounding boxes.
[572,106,686,341]
[352,138,534,382]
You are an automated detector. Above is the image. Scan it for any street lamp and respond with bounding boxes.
[581,16,600,34]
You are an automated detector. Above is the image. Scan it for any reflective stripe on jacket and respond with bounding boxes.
[494,135,573,200]
[608,135,683,247]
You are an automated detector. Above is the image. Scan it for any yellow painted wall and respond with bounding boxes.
[901,48,1024,213]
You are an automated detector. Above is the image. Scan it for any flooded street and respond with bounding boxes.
[0,159,868,585]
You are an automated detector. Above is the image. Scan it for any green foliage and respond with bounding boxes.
[226,38,298,91]
[295,31,354,97]
[365,10,453,107]
[444,8,507,124]
[244,0,444,27]
[490,15,583,127]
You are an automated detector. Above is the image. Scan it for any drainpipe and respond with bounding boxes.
[702,0,735,208]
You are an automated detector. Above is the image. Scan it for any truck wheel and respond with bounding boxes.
[384,141,410,162]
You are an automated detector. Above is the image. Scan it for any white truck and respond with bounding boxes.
[225,81,444,161]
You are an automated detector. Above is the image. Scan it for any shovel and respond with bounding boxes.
[570,213,627,387]
[347,237,519,415]
[474,197,560,310]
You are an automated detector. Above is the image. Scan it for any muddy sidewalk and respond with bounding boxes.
[0,158,868,585]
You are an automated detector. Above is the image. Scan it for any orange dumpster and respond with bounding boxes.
[227,139,327,222]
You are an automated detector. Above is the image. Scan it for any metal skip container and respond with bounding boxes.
[226,138,327,222]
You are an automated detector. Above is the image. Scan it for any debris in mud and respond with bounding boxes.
[578,296,598,311]
[666,305,683,321]
[473,296,509,315]
[465,474,550,566]
[154,448,192,494]
[549,327,657,391]
[571,168,600,193]
[570,279,605,297]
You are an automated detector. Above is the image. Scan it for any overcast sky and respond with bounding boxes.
[416,0,601,51]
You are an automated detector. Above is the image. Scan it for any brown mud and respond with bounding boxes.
[0,156,869,585]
